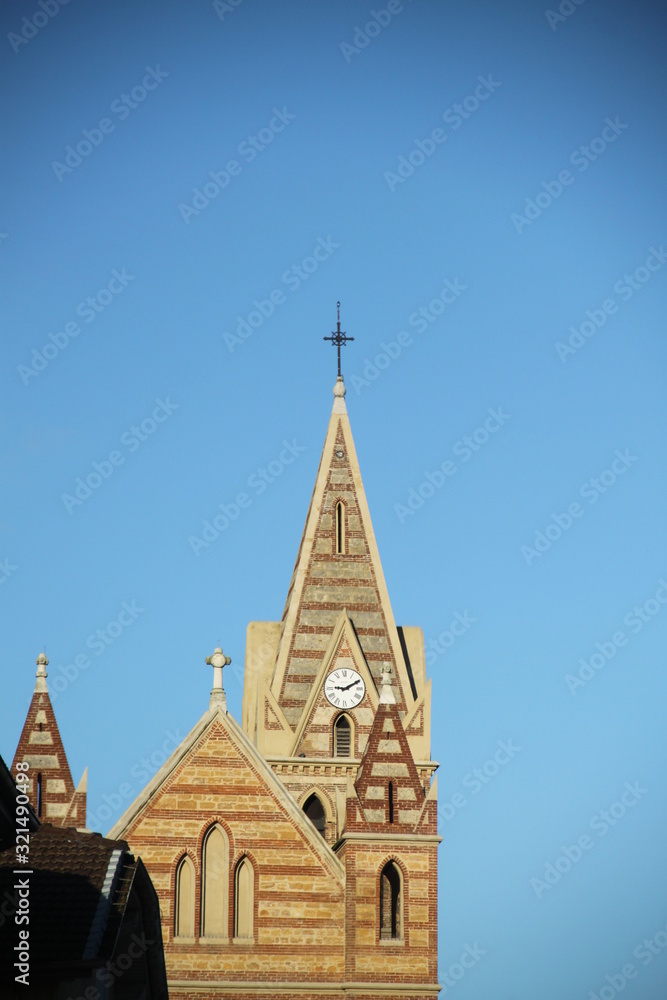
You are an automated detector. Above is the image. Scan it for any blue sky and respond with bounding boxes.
[2,0,666,995]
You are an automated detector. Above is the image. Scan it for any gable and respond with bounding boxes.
[289,611,379,759]
[109,708,344,883]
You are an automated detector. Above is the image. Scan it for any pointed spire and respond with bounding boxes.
[206,645,231,711]
[268,374,416,730]
[352,700,428,833]
[12,651,86,828]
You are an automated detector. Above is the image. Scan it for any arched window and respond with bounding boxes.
[335,501,345,554]
[388,781,394,824]
[36,773,43,818]
[234,857,254,940]
[334,714,352,757]
[303,793,326,836]
[174,855,195,938]
[201,825,228,938]
[380,861,402,941]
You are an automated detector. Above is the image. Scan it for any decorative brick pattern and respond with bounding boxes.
[275,422,408,727]
[11,688,86,828]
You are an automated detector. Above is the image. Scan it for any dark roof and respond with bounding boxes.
[0,824,133,978]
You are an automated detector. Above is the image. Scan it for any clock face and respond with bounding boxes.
[324,668,365,709]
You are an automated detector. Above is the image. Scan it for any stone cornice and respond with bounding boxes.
[169,981,442,995]
[333,832,443,849]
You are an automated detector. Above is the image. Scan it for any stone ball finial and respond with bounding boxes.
[333,376,346,398]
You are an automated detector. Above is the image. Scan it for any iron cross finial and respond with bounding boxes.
[323,301,354,378]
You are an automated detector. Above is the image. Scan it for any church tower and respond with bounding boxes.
[108,340,440,998]
[242,375,436,844]
[11,653,87,827]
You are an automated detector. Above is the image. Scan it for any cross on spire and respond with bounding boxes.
[324,301,354,378]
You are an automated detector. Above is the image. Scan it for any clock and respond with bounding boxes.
[324,668,365,709]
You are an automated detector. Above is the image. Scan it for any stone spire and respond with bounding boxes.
[268,377,416,731]
[11,652,87,828]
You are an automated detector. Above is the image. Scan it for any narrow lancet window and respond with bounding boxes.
[174,855,195,938]
[36,773,42,818]
[388,781,394,824]
[234,858,254,940]
[303,793,326,836]
[380,861,402,940]
[335,501,345,554]
[201,825,228,938]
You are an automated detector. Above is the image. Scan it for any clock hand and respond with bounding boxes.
[336,680,361,692]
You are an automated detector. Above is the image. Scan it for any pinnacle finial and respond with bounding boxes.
[35,652,49,693]
[379,663,396,705]
[206,646,231,711]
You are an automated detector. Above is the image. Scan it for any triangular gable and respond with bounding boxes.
[289,610,379,757]
[108,707,344,881]
[270,383,416,727]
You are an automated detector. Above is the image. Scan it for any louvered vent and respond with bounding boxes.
[334,716,351,757]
